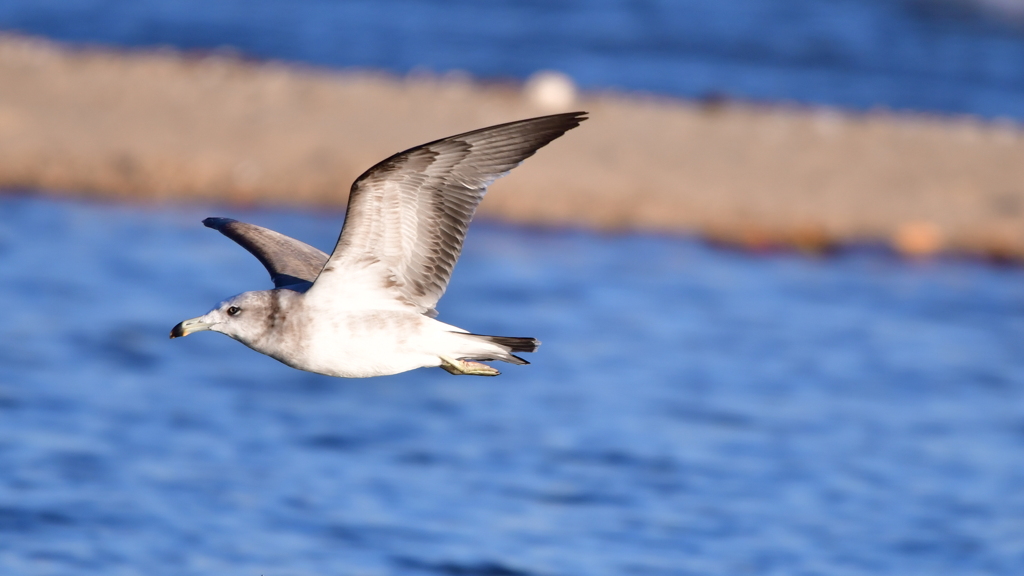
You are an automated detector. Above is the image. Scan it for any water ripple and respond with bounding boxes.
[1,196,1023,574]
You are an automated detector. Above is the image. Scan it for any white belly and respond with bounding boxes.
[266,310,450,378]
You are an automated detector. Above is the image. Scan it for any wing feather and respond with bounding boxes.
[203,217,329,290]
[307,112,587,315]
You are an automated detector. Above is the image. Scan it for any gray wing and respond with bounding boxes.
[203,217,329,290]
[307,112,587,315]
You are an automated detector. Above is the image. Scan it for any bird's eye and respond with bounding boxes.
[227,306,241,316]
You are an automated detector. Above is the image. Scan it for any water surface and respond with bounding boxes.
[2,195,1024,574]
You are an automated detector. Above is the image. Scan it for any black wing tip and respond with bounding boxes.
[512,111,588,132]
[202,217,238,229]
[452,111,588,143]
[542,109,587,121]
[553,111,588,131]
[508,111,588,146]
[534,110,587,120]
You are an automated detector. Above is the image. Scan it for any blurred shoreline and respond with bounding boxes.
[2,34,1024,260]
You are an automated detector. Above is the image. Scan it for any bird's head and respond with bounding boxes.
[170,291,278,343]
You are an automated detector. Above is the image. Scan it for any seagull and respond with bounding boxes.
[171,112,587,377]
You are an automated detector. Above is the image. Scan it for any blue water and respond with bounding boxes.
[3,194,1024,574]
[3,0,1024,119]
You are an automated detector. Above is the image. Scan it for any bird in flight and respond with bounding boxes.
[171,112,587,377]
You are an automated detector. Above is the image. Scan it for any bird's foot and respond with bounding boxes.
[440,357,500,376]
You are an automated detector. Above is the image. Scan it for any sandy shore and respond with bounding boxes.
[2,34,1024,259]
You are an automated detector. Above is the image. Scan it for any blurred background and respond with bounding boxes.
[3,1,1024,575]
[4,0,1024,116]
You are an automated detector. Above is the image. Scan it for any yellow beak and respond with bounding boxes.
[169,316,215,339]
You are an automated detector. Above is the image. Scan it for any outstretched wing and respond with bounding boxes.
[203,217,329,290]
[306,112,587,315]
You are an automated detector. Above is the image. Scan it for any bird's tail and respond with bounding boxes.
[463,333,540,365]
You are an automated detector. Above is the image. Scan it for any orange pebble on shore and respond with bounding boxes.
[893,221,943,257]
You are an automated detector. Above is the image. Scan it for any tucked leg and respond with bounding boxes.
[439,356,501,376]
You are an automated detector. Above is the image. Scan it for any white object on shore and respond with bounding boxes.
[524,70,578,111]
[170,112,587,378]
